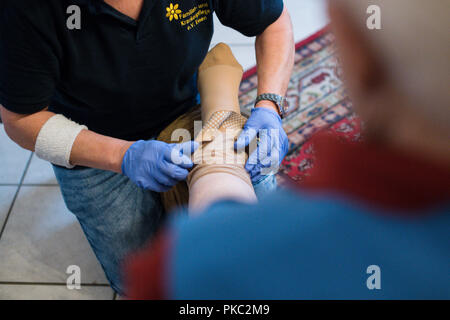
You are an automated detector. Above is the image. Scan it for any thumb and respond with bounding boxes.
[166,141,198,168]
[177,141,199,156]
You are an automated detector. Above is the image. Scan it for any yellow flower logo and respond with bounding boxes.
[166,3,181,21]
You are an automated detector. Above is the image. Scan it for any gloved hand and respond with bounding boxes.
[235,107,289,183]
[122,140,199,192]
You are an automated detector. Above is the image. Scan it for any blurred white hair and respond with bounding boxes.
[336,0,450,131]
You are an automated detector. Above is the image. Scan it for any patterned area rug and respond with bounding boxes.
[238,28,361,184]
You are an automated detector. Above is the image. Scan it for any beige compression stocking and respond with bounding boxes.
[157,43,257,213]
[188,43,257,212]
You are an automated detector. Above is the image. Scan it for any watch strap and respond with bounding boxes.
[255,93,286,118]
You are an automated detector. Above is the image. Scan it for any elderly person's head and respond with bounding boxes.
[328,0,450,163]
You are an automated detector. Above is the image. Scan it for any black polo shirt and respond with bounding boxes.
[0,0,283,140]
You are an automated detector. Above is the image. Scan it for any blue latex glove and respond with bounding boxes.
[122,140,199,192]
[235,107,289,183]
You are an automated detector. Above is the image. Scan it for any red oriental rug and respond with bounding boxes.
[238,27,362,185]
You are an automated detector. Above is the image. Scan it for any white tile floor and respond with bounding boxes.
[0,0,328,300]
[211,0,328,70]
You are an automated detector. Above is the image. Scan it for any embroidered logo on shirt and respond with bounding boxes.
[166,3,182,21]
[165,2,211,31]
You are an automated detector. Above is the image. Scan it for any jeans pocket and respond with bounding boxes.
[253,174,278,199]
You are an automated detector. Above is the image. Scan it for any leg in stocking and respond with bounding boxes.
[188,43,256,212]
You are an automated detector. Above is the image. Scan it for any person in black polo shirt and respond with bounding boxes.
[0,0,294,295]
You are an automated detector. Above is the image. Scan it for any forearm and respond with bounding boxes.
[255,6,295,112]
[70,129,132,173]
[0,105,131,173]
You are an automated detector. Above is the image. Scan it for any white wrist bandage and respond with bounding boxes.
[35,114,87,169]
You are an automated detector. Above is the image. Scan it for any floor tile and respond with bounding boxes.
[228,45,256,71]
[0,284,114,300]
[0,186,17,228]
[213,0,328,72]
[0,186,108,284]
[210,0,329,50]
[285,0,329,42]
[210,14,254,48]
[22,154,58,185]
[0,124,32,184]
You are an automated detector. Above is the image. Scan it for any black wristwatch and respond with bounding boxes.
[255,93,288,118]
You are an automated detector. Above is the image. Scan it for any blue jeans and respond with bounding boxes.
[53,165,277,295]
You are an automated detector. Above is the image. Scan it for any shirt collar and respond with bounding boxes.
[71,0,155,34]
